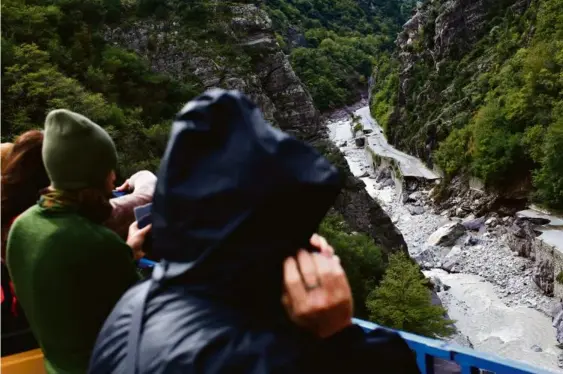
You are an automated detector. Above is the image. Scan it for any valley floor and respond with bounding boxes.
[327,109,562,372]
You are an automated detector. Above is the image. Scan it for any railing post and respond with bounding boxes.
[416,352,433,374]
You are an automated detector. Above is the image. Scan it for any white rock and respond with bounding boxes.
[462,214,476,223]
[408,191,422,201]
[427,222,466,247]
[486,217,498,226]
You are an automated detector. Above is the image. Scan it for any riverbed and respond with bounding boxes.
[327,108,562,372]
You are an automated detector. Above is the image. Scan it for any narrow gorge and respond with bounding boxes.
[327,103,563,371]
[2,0,562,371]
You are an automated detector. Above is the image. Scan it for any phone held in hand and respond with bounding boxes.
[112,190,128,198]
[134,203,153,262]
[134,203,152,229]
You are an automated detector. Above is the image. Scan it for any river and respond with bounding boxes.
[327,107,562,372]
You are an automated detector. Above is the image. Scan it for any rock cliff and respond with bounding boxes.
[384,0,530,161]
[104,2,406,253]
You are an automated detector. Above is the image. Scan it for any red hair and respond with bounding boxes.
[1,130,50,257]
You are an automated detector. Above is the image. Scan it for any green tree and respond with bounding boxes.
[319,212,384,319]
[434,127,471,177]
[366,252,455,338]
[533,112,563,210]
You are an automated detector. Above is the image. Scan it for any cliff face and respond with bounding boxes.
[104,4,320,140]
[105,2,407,252]
[386,0,529,161]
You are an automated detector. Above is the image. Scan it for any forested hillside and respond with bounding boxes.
[2,0,207,175]
[370,0,563,210]
[265,0,415,110]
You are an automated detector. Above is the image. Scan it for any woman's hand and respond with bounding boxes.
[126,221,151,260]
[282,234,353,338]
[116,171,157,194]
[115,179,131,192]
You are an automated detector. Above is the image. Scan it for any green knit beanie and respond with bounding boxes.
[42,109,117,190]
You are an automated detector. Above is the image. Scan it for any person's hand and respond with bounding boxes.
[115,179,131,192]
[282,235,353,338]
[126,221,151,261]
[310,233,336,258]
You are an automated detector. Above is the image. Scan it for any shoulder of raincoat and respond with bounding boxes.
[105,171,157,240]
[88,89,420,374]
[90,281,419,374]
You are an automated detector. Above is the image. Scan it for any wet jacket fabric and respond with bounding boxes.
[89,89,420,374]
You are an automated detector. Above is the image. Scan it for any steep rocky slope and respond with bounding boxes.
[386,0,530,160]
[104,3,321,140]
[371,0,562,209]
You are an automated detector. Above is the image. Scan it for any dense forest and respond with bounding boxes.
[370,0,563,210]
[1,0,452,338]
[266,0,415,110]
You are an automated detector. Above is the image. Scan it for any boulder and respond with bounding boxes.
[429,276,444,292]
[427,222,466,247]
[381,178,395,188]
[413,248,437,267]
[530,345,543,352]
[509,222,527,238]
[407,191,422,202]
[506,219,542,258]
[355,137,365,147]
[552,302,563,318]
[518,216,551,226]
[462,216,485,231]
[408,205,425,216]
[464,236,479,246]
[375,168,391,182]
[442,245,463,273]
[362,128,373,135]
[485,217,498,226]
[463,213,476,222]
[532,259,554,296]
[553,309,563,345]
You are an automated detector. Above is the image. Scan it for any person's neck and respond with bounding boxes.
[40,186,113,224]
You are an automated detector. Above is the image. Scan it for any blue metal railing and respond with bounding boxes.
[136,259,558,374]
[353,319,559,374]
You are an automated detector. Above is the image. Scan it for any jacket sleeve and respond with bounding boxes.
[311,324,421,374]
[105,171,157,240]
[87,231,141,305]
[191,325,420,374]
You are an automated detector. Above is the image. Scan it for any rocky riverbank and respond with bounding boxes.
[327,110,563,371]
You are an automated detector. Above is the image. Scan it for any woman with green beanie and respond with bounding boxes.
[6,109,152,374]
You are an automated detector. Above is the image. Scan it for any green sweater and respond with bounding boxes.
[6,204,140,374]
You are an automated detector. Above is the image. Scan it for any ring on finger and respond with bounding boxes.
[304,280,322,291]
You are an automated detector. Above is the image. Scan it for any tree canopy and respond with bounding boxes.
[367,252,456,338]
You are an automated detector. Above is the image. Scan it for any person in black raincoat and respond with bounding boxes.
[88,89,420,374]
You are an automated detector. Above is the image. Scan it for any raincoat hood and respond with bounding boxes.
[151,89,342,311]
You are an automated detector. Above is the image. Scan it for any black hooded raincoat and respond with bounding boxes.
[88,89,420,374]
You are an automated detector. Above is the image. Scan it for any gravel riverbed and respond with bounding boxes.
[327,116,562,372]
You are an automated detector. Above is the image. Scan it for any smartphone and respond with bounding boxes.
[134,203,152,229]
[134,203,153,260]
[138,258,156,268]
[112,190,128,198]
